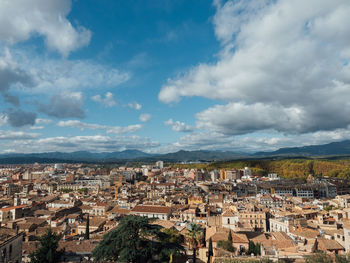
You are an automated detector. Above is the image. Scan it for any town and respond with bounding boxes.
[0,161,350,262]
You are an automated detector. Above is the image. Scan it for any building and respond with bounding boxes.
[237,205,267,231]
[222,210,238,230]
[0,228,23,263]
[269,216,307,233]
[0,205,26,222]
[130,205,172,220]
[343,221,350,252]
[155,161,164,169]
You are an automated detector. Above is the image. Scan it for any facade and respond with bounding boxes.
[237,207,267,232]
[130,205,172,220]
[222,210,238,230]
[343,221,350,252]
[0,228,23,263]
[259,180,337,199]
[0,206,25,223]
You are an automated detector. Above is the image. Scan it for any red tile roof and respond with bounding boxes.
[131,205,172,214]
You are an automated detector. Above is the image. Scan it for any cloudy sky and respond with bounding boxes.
[0,0,350,154]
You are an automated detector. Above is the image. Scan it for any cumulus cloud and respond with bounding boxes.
[0,130,40,140]
[0,113,8,126]
[0,134,158,153]
[164,119,194,132]
[38,92,85,119]
[128,102,142,110]
[139,113,152,122]
[159,0,350,136]
[156,126,350,154]
[5,109,36,127]
[57,120,142,134]
[92,92,117,107]
[0,48,130,97]
[0,49,33,105]
[0,0,91,56]
[35,118,52,125]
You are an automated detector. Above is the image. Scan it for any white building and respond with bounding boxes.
[156,161,164,169]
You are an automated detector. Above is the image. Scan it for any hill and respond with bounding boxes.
[255,140,350,156]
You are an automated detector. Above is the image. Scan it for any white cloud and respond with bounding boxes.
[0,134,159,153]
[156,126,350,154]
[128,102,142,110]
[0,48,130,96]
[139,113,152,122]
[0,0,91,56]
[35,118,52,125]
[30,126,44,130]
[159,0,350,136]
[0,113,8,126]
[0,130,40,140]
[0,48,33,105]
[39,92,85,119]
[164,119,194,132]
[57,120,142,134]
[28,118,52,130]
[5,108,37,127]
[92,92,117,107]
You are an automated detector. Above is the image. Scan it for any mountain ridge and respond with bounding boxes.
[2,140,350,164]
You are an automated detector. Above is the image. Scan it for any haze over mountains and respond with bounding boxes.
[1,140,350,164]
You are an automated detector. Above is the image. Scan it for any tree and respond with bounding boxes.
[30,229,63,263]
[79,187,89,194]
[161,228,184,244]
[248,241,255,255]
[217,240,235,253]
[207,237,213,263]
[158,228,185,262]
[92,215,183,263]
[255,243,261,256]
[248,241,260,256]
[84,214,90,240]
[335,252,350,263]
[228,230,233,243]
[305,252,333,263]
[185,223,203,263]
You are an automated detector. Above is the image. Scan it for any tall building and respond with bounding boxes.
[155,161,164,169]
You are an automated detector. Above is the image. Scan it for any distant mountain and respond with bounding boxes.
[148,150,244,162]
[0,150,244,164]
[254,140,350,156]
[0,150,154,163]
[4,140,350,164]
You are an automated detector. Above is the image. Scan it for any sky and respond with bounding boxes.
[0,0,350,154]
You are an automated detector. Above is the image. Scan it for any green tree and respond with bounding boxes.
[158,228,185,262]
[161,228,184,244]
[208,237,213,263]
[92,215,183,263]
[255,242,261,256]
[248,241,255,255]
[30,229,63,263]
[217,240,235,253]
[305,252,333,263]
[228,230,232,243]
[336,252,350,263]
[79,187,89,194]
[185,223,203,263]
[84,214,90,240]
[247,241,260,256]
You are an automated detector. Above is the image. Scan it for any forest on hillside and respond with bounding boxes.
[172,159,350,180]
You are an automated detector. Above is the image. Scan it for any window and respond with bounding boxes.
[228,218,230,224]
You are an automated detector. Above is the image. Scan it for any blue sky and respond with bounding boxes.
[1,0,350,153]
